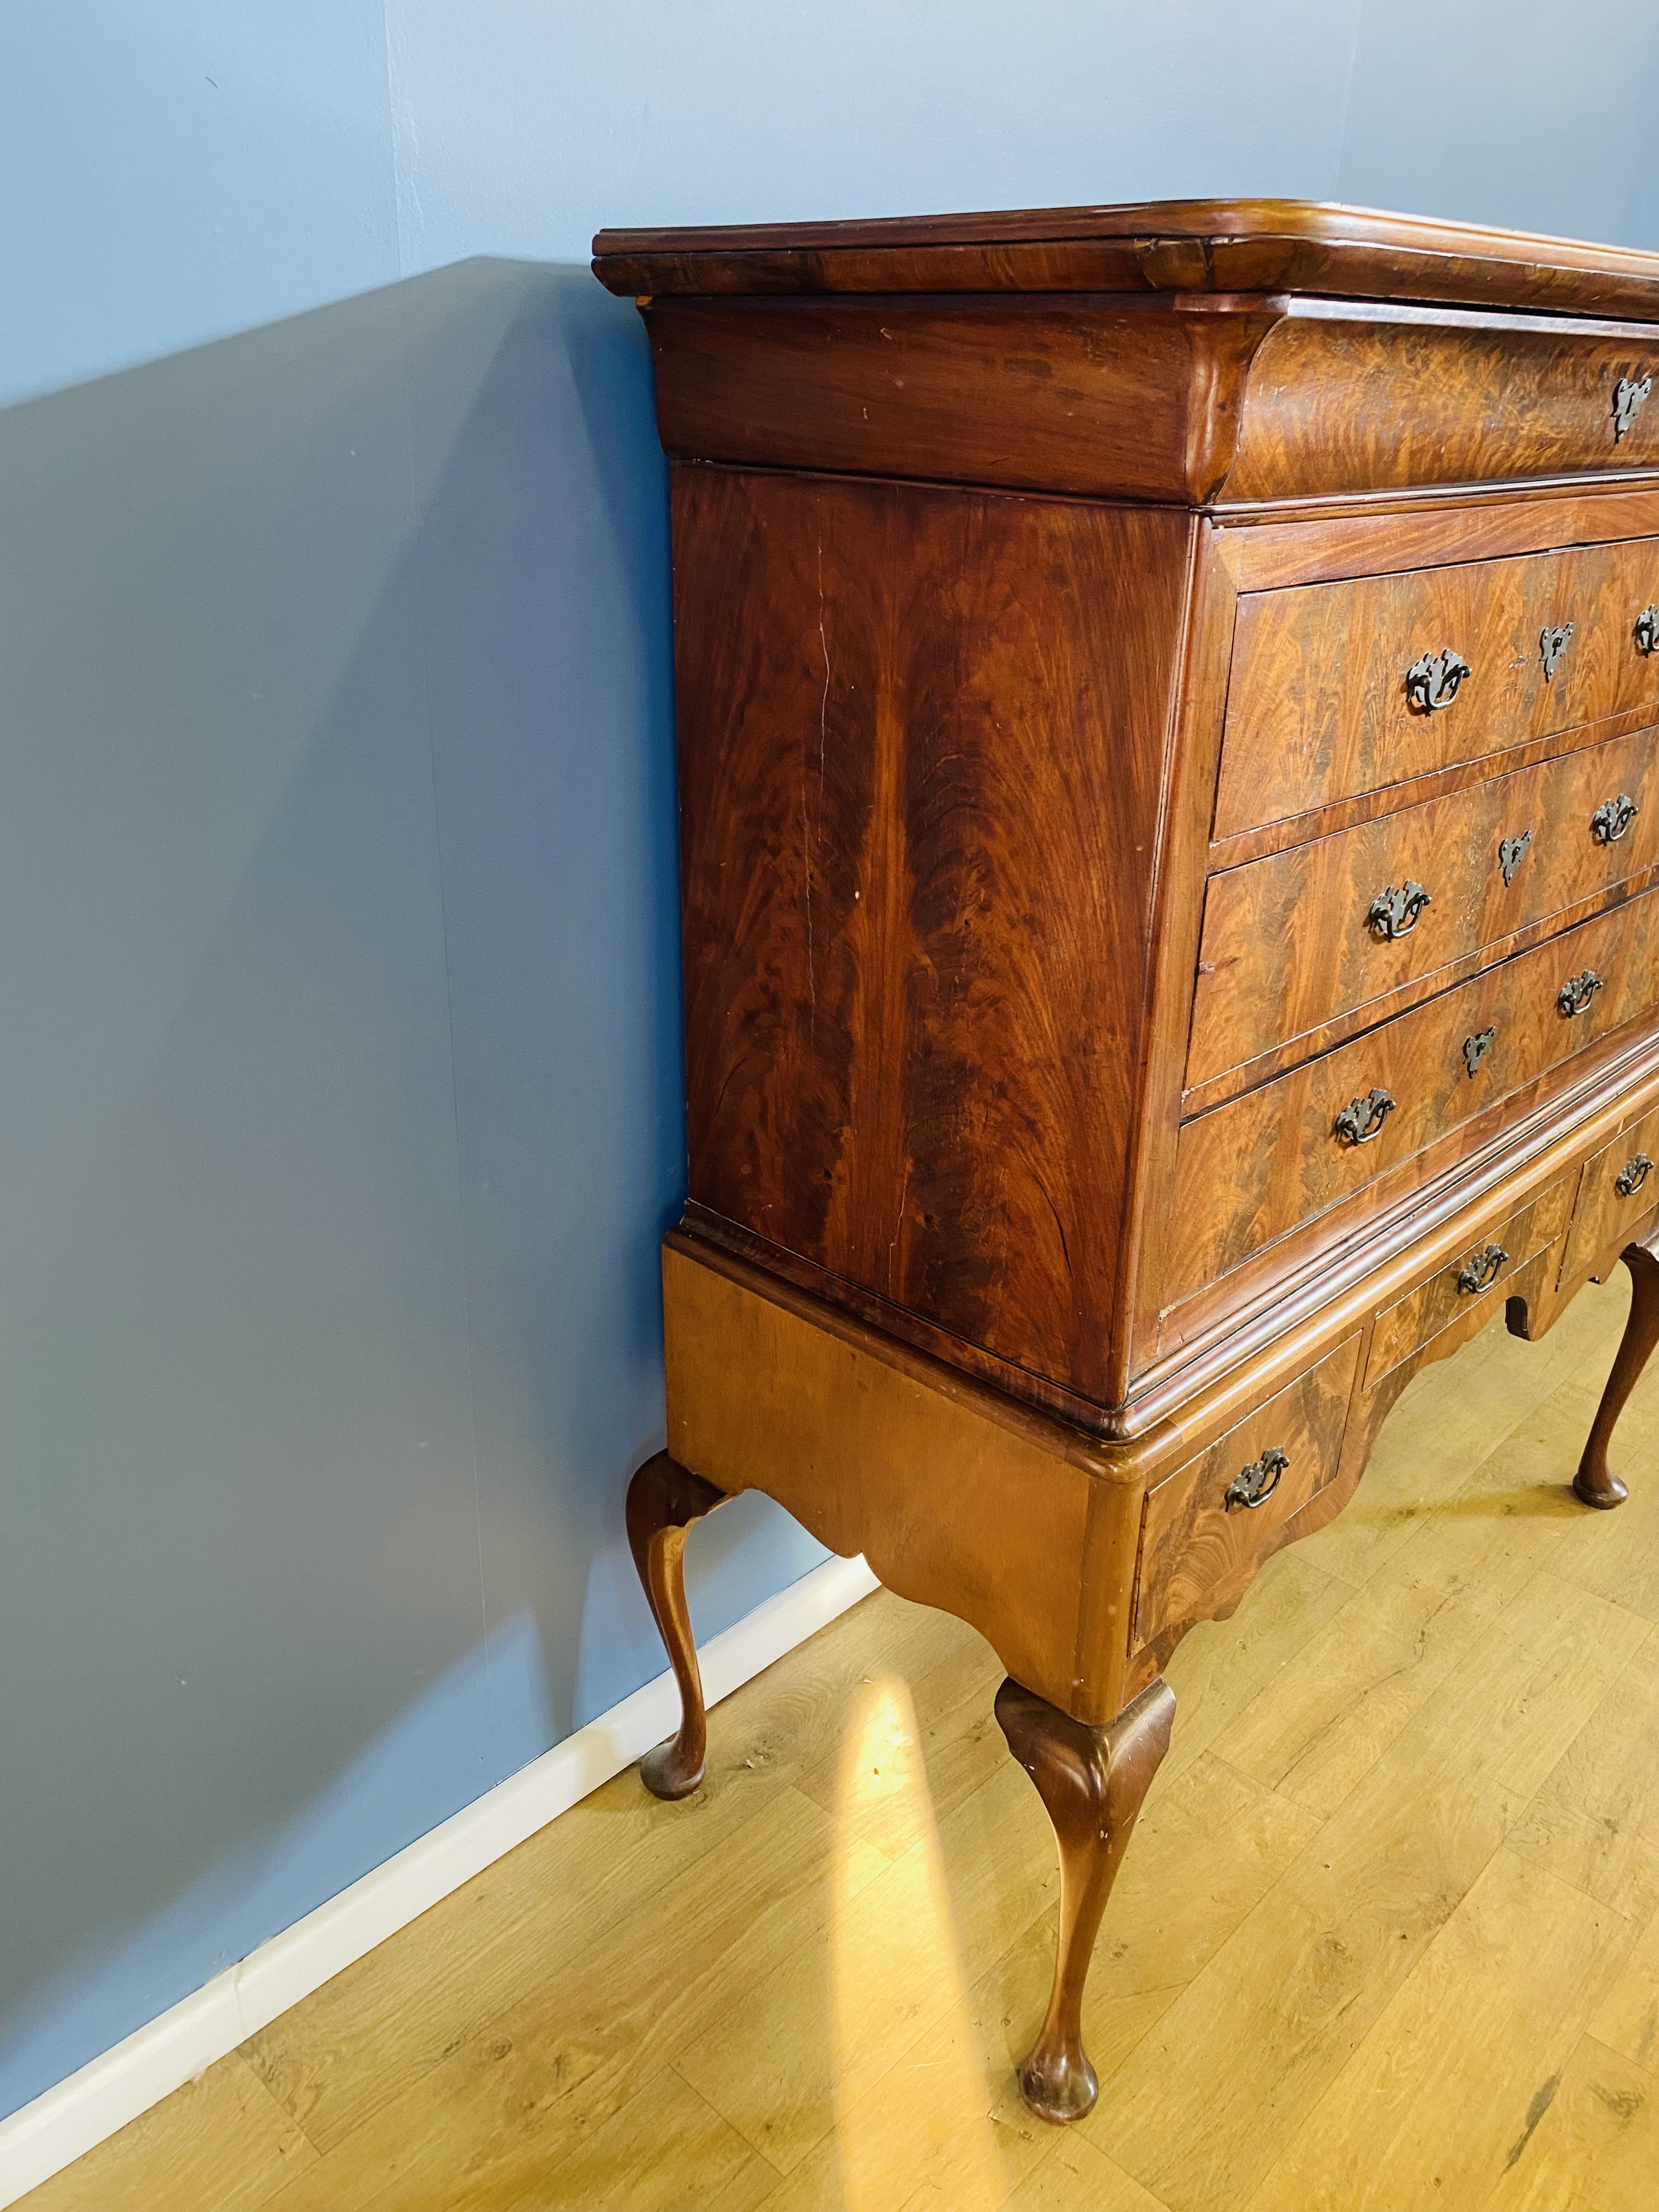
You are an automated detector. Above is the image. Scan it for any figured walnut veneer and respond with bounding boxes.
[1364,1175,1576,1387]
[1560,1099,1659,1286]
[673,466,1187,1406]
[600,199,1659,2129]
[1190,724,1659,1096]
[1172,883,1659,1299]
[1216,538,1659,837]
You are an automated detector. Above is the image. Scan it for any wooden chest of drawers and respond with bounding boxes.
[596,200,1659,2127]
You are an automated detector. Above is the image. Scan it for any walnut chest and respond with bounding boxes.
[596,201,1659,2125]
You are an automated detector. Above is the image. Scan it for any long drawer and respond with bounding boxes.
[1190,723,1659,1091]
[1167,882,1659,1301]
[1215,537,1659,839]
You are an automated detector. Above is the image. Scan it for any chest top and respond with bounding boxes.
[595,199,1659,507]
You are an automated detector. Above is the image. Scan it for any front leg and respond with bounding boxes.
[625,1451,727,1798]
[1576,1237,1659,1509]
[996,1675,1176,2123]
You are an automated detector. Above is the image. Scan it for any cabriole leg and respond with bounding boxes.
[995,1674,1176,2124]
[1576,1237,1659,1509]
[625,1451,727,1798]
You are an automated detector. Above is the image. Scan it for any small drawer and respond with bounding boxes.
[1132,1334,1360,1655]
[1190,723,1659,1093]
[1559,1101,1659,1286]
[1214,537,1659,842]
[1171,879,1659,1301]
[1365,1175,1577,1389]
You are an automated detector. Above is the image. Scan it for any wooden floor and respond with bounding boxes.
[26,1274,1659,2212]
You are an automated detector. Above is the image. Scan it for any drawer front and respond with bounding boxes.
[1133,1334,1359,1654]
[1191,724,1659,1091]
[1559,1101,1659,1285]
[1215,538,1659,840]
[1170,883,1659,1301]
[1365,1175,1577,1387]
[1221,318,1659,504]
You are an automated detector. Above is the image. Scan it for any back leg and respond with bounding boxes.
[625,1451,727,1798]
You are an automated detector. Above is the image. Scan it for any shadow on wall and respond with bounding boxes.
[0,260,828,2120]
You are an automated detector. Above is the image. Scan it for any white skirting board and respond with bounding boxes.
[0,1552,881,2207]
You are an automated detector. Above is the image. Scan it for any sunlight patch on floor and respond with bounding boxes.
[831,1673,1007,2211]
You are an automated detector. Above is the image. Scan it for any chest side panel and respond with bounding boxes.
[673,466,1190,1403]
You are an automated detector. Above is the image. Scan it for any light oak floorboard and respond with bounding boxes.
[1479,2035,1659,2211]
[249,1786,884,2210]
[1587,1892,1659,2070]
[18,2051,314,2212]
[1001,2130,1167,2211]
[488,2063,765,2212]
[243,1592,974,2154]
[1069,1751,1322,2089]
[1236,1846,1637,2212]
[1508,1627,1659,1922]
[21,1282,1659,2212]
[675,1743,1054,2177]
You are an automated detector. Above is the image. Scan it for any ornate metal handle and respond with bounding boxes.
[1590,793,1640,844]
[1224,1444,1288,1512]
[1636,606,1659,655]
[1457,1243,1508,1295]
[1558,969,1605,1017]
[1405,649,1471,713]
[1539,624,1573,681]
[1616,1153,1654,1198]
[1499,831,1532,887]
[1367,880,1432,941]
[1334,1087,1396,1146]
[1463,1025,1497,1078]
[1614,374,1652,442]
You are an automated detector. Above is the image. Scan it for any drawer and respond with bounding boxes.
[1364,1175,1577,1388]
[1559,1100,1659,1285]
[1191,725,1659,1092]
[1215,537,1659,840]
[1132,1334,1359,1654]
[1170,882,1659,1301]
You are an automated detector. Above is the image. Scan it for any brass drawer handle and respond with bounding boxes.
[1614,374,1652,442]
[1224,1444,1288,1511]
[1590,793,1640,844]
[1558,969,1605,1017]
[1457,1243,1508,1295]
[1367,879,1432,940]
[1463,1025,1497,1077]
[1405,649,1470,713]
[1616,1153,1655,1198]
[1334,1088,1396,1146]
[1499,831,1532,886]
[1539,624,1573,681]
[1636,605,1659,655]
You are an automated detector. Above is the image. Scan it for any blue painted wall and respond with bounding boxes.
[3,0,1657,2125]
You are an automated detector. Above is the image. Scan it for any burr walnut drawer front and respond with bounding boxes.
[1558,1100,1659,1286]
[1214,537,1659,841]
[1364,1175,1577,1389]
[1190,723,1659,1093]
[1169,882,1659,1301]
[1132,1334,1360,1656]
